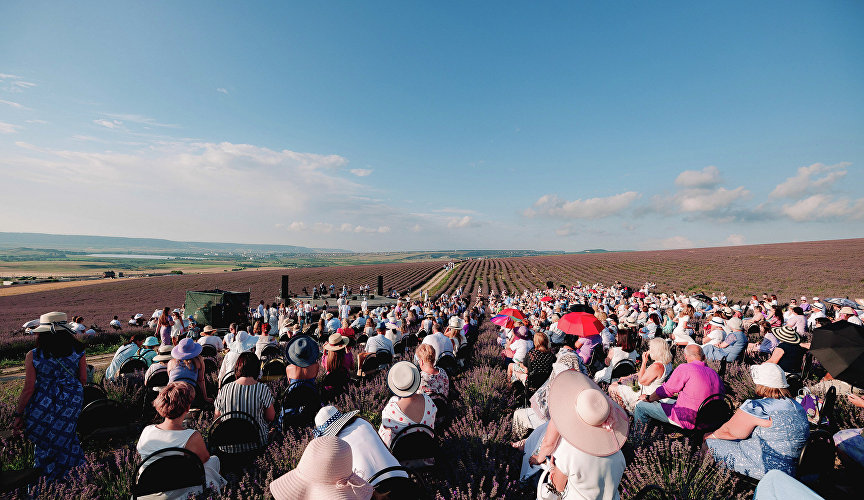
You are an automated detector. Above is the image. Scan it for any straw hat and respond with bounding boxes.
[285,335,320,367]
[153,344,174,362]
[172,338,203,360]
[325,312,335,321]
[771,325,801,344]
[269,436,374,500]
[750,363,788,389]
[447,316,464,330]
[32,311,73,334]
[202,325,216,334]
[839,306,858,316]
[324,333,350,351]
[387,361,422,398]
[548,370,629,457]
[709,317,726,329]
[313,406,360,437]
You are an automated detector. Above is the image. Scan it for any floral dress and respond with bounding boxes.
[706,397,809,480]
[418,368,449,398]
[24,348,85,480]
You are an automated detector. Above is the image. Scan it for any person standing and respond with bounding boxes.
[13,312,87,480]
[156,307,173,345]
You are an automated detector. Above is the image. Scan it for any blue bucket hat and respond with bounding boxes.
[143,336,160,347]
[285,334,320,367]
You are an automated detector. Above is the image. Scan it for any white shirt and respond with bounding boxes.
[422,332,453,361]
[511,338,533,363]
[339,304,351,319]
[552,439,626,500]
[198,335,223,350]
[337,418,408,485]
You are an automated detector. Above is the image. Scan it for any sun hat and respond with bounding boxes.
[153,344,174,362]
[800,296,807,301]
[202,325,216,333]
[771,325,801,344]
[709,317,726,329]
[324,333,350,351]
[285,335,320,367]
[750,363,789,389]
[726,317,743,332]
[32,311,73,334]
[172,338,203,360]
[839,306,858,315]
[731,304,742,312]
[513,326,530,340]
[325,312,335,321]
[813,302,825,310]
[387,361,422,398]
[313,406,360,437]
[722,307,733,317]
[231,331,257,353]
[143,336,160,347]
[550,314,560,322]
[269,436,374,500]
[548,370,629,457]
[447,316,464,330]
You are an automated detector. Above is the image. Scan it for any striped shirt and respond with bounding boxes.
[214,381,275,447]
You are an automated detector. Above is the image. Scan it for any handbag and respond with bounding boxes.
[536,464,563,500]
[796,387,819,424]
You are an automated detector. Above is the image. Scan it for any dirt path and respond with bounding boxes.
[410,263,460,299]
[0,353,115,383]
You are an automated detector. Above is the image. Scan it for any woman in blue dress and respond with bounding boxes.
[13,312,87,480]
[705,363,809,480]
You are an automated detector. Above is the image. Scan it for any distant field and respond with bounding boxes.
[1,238,861,335]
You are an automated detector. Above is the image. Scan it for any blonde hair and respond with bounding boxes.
[755,384,791,399]
[533,332,550,352]
[416,343,435,366]
[647,338,672,365]
[594,311,608,323]
[153,382,195,419]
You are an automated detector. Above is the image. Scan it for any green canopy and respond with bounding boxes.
[184,289,250,328]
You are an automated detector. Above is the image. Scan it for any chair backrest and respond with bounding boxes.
[587,343,606,374]
[82,384,107,407]
[355,334,369,345]
[435,354,458,376]
[376,349,393,366]
[610,359,637,379]
[144,367,169,389]
[718,358,728,379]
[261,358,287,380]
[281,382,321,429]
[693,394,733,433]
[631,484,669,500]
[119,356,149,375]
[203,357,218,374]
[78,398,129,440]
[393,339,405,356]
[406,333,420,346]
[321,368,349,393]
[360,353,380,373]
[200,344,218,358]
[259,344,283,360]
[389,423,437,464]
[132,447,205,499]
[819,386,836,429]
[207,411,263,454]
[797,429,835,483]
[220,372,236,388]
[367,465,426,500]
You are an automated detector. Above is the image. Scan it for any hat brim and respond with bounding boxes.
[324,339,349,351]
[171,342,203,360]
[771,327,801,344]
[387,364,422,398]
[548,370,629,457]
[285,335,320,367]
[153,354,173,362]
[318,410,360,437]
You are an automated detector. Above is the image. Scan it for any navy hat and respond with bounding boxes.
[285,335,320,367]
[376,320,387,331]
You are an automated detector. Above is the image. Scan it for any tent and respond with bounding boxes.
[184,289,250,329]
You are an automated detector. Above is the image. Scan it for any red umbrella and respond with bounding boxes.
[540,296,554,303]
[500,308,526,322]
[632,291,646,299]
[558,312,604,337]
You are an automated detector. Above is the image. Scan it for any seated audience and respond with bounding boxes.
[764,326,806,375]
[610,337,673,412]
[269,436,374,500]
[416,344,449,399]
[144,344,173,385]
[702,325,747,362]
[105,332,148,380]
[593,330,638,384]
[167,338,211,403]
[197,325,223,350]
[215,352,275,448]
[322,333,354,373]
[378,361,436,447]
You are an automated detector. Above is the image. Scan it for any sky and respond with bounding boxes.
[1,1,862,252]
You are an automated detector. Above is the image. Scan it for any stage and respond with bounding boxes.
[283,295,401,310]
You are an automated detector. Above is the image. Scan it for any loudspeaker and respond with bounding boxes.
[546,281,554,289]
[281,275,290,298]
[377,275,384,296]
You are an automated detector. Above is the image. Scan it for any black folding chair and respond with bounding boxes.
[376,349,394,366]
[260,358,287,382]
[78,398,135,442]
[200,344,218,358]
[389,423,438,471]
[435,353,458,377]
[674,393,734,443]
[368,465,427,500]
[320,368,350,402]
[405,334,420,347]
[280,382,321,431]
[207,411,264,470]
[586,343,606,376]
[393,339,406,357]
[358,353,380,378]
[355,334,369,346]
[143,368,169,414]
[631,484,669,500]
[259,344,283,361]
[82,383,107,407]
[118,356,148,376]
[797,428,835,487]
[203,357,218,375]
[818,386,837,431]
[610,359,637,379]
[132,447,206,499]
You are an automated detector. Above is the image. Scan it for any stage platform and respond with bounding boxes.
[284,295,400,309]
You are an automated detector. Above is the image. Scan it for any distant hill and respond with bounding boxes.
[0,232,347,254]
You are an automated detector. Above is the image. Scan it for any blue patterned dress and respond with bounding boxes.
[706,397,809,480]
[24,348,85,480]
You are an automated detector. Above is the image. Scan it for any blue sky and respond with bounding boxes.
[1,1,862,251]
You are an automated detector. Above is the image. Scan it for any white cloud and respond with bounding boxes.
[659,236,694,249]
[350,168,373,177]
[26,119,48,124]
[286,221,307,231]
[675,165,721,188]
[0,74,36,93]
[447,216,475,228]
[525,191,640,219]
[781,194,864,221]
[0,99,27,110]
[0,121,21,134]
[102,113,179,128]
[676,186,750,212]
[554,224,578,237]
[724,234,745,246]
[771,162,849,199]
[216,88,229,95]
[94,119,123,129]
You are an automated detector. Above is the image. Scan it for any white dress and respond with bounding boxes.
[136,425,226,499]
[378,395,437,447]
[593,348,638,384]
[615,362,673,412]
[338,418,409,485]
[548,438,626,500]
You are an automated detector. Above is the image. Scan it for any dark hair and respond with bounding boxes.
[616,330,634,351]
[235,351,261,379]
[648,313,661,325]
[562,333,578,349]
[814,317,831,328]
[792,306,804,316]
[36,327,84,358]
[130,332,148,344]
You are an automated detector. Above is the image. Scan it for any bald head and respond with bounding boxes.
[684,344,704,362]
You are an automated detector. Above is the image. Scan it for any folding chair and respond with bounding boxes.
[118,356,148,376]
[259,344,283,361]
[320,368,350,402]
[610,359,637,380]
[82,383,107,407]
[435,353,458,377]
[203,357,218,375]
[358,353,380,379]
[200,344,218,358]
[280,382,321,431]
[207,411,264,471]
[586,343,606,377]
[260,358,287,382]
[375,349,394,366]
[78,398,135,442]
[132,447,206,499]
[797,429,835,487]
[389,424,438,471]
[368,465,427,500]
[668,393,734,443]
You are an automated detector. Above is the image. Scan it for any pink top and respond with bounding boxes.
[321,351,354,373]
[654,360,724,429]
[786,315,806,335]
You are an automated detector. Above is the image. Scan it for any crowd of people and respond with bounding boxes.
[9,279,864,499]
